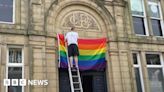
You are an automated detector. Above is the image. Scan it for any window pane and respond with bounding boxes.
[133,17,146,35]
[133,53,138,64]
[148,68,164,92]
[8,67,22,92]
[151,19,162,36]
[134,68,143,92]
[131,0,144,16]
[148,4,160,18]
[8,67,22,79]
[9,48,22,63]
[0,0,13,22]
[146,54,161,65]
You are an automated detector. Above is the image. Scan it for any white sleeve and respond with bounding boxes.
[76,32,79,38]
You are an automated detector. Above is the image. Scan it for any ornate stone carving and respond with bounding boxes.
[62,11,100,31]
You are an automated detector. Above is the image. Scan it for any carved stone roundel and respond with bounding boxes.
[62,11,100,31]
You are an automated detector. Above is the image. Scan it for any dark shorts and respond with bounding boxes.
[68,44,79,57]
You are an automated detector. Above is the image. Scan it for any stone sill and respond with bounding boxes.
[116,35,164,45]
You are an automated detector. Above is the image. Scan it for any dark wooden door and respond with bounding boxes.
[59,69,107,92]
[81,71,107,92]
[82,75,93,92]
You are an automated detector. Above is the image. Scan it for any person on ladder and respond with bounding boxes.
[65,26,79,69]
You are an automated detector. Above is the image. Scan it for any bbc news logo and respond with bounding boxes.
[4,79,48,86]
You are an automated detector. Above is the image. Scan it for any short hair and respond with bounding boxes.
[71,26,75,31]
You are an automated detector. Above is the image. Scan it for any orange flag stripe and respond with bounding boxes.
[79,43,105,50]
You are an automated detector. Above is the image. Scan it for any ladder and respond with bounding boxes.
[64,34,83,92]
[66,51,83,92]
[68,66,83,92]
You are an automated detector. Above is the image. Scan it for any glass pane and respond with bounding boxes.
[131,0,144,16]
[133,17,146,35]
[146,54,161,65]
[148,68,164,92]
[8,67,22,92]
[134,68,143,92]
[9,48,22,63]
[0,0,13,22]
[133,53,138,64]
[149,4,160,18]
[151,19,162,36]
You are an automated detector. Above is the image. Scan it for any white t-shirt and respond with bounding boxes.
[65,31,79,45]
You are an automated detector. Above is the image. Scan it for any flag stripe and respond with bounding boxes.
[60,56,105,64]
[79,48,106,55]
[60,41,65,46]
[79,62,106,70]
[60,60,106,70]
[78,43,105,50]
[60,51,105,61]
[78,53,105,60]
[59,45,67,52]
[78,38,106,44]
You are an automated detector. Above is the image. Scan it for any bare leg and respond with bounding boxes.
[74,55,78,68]
[69,56,73,68]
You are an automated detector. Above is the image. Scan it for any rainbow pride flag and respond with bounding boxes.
[57,34,107,71]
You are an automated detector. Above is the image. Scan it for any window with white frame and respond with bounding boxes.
[0,0,15,23]
[130,0,164,37]
[146,53,164,92]
[148,0,164,36]
[7,48,24,92]
[132,53,145,92]
[131,0,148,35]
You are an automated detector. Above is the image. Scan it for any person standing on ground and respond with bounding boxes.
[65,26,79,69]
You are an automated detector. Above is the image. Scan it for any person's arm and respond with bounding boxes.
[76,32,79,38]
[76,32,79,45]
[65,33,68,46]
[65,33,68,41]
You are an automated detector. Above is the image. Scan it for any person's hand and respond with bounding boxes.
[106,39,110,43]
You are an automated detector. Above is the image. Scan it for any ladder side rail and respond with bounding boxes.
[65,40,74,92]
[77,68,83,92]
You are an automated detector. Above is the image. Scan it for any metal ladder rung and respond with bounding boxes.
[73,82,80,84]
[71,69,77,72]
[74,88,81,90]
[72,75,78,77]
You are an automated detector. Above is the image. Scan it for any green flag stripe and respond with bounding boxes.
[78,53,105,61]
[60,51,67,57]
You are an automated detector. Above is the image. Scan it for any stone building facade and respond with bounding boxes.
[0,0,164,92]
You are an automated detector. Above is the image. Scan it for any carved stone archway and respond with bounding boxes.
[45,1,116,92]
[54,4,110,38]
[45,0,116,38]
[61,11,100,32]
